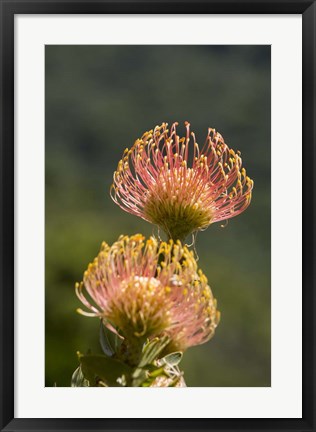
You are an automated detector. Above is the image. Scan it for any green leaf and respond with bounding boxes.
[79,353,132,387]
[130,336,171,387]
[162,351,183,367]
[147,366,166,378]
[138,335,170,368]
[132,365,167,387]
[132,367,148,387]
[99,321,115,357]
[71,366,89,387]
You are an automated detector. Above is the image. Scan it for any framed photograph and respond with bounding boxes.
[1,0,315,431]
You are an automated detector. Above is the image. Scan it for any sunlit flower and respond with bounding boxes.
[111,122,254,241]
[76,234,219,352]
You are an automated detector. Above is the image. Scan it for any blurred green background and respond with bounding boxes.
[45,45,270,387]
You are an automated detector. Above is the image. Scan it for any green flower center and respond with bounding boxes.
[143,168,213,242]
[108,276,170,342]
[144,198,212,242]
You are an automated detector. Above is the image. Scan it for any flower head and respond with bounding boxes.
[111,122,253,241]
[76,234,219,351]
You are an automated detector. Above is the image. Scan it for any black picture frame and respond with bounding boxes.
[1,0,315,431]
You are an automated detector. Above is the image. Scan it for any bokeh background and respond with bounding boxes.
[45,45,271,387]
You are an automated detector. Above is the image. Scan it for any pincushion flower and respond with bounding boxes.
[76,234,219,354]
[111,122,254,242]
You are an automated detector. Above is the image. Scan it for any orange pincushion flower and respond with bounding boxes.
[76,234,219,351]
[111,122,253,241]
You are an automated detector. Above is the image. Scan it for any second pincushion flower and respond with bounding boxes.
[111,122,254,242]
[76,234,219,359]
